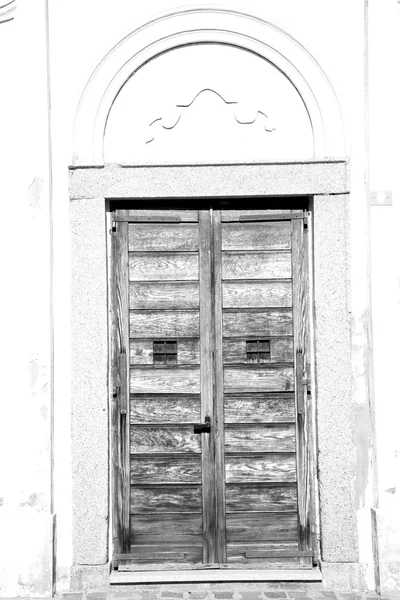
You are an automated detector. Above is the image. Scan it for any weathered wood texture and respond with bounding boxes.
[130,514,202,543]
[130,486,202,513]
[112,218,131,554]
[130,367,200,394]
[129,253,199,281]
[130,426,201,454]
[130,339,200,365]
[225,425,296,453]
[224,366,294,393]
[221,222,291,251]
[222,281,292,308]
[221,209,295,222]
[224,394,295,423]
[223,338,293,364]
[130,282,199,310]
[223,310,293,337]
[129,224,199,251]
[225,513,298,542]
[130,395,200,423]
[130,311,199,338]
[131,455,201,484]
[225,454,297,483]
[225,484,297,512]
[123,209,199,222]
[222,253,291,280]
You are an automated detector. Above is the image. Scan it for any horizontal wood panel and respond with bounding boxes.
[222,252,291,280]
[130,426,201,454]
[130,368,200,394]
[225,454,297,483]
[223,338,294,364]
[130,282,199,310]
[223,310,293,337]
[226,513,298,542]
[130,486,202,513]
[121,209,198,222]
[224,367,294,393]
[223,281,292,308]
[224,394,295,423]
[225,425,296,453]
[131,396,200,423]
[225,484,297,513]
[222,222,291,251]
[130,514,202,543]
[130,339,200,365]
[131,456,201,484]
[226,542,299,565]
[221,210,294,222]
[129,253,199,281]
[121,545,203,566]
[129,224,199,252]
[130,311,199,338]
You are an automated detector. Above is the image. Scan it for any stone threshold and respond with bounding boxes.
[110,569,323,584]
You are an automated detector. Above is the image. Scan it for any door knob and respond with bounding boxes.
[193,416,211,434]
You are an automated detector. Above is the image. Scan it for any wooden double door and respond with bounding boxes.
[111,205,315,573]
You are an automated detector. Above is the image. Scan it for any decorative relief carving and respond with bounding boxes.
[0,0,16,24]
[145,88,275,145]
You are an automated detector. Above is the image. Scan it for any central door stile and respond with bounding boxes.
[212,210,227,564]
[199,210,217,564]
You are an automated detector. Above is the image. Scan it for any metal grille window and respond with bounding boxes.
[246,340,271,363]
[153,341,178,365]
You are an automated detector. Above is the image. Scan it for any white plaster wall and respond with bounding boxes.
[368,0,400,596]
[0,0,54,596]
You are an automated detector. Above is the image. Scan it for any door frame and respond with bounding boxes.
[69,160,355,586]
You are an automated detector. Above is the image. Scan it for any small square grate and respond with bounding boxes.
[153,341,178,365]
[246,340,271,363]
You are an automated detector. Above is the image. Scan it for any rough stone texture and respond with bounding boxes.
[69,162,349,200]
[70,564,110,591]
[313,194,359,564]
[320,563,367,592]
[71,198,109,565]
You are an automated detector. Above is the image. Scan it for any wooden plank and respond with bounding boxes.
[123,209,199,222]
[130,339,200,365]
[130,486,202,513]
[130,282,199,309]
[118,545,203,568]
[224,394,295,423]
[222,252,291,280]
[221,209,294,222]
[199,210,216,564]
[225,484,297,512]
[291,217,313,566]
[130,426,201,454]
[223,281,292,308]
[225,454,297,483]
[131,455,201,484]
[212,210,227,563]
[130,395,200,424]
[223,310,293,337]
[224,366,294,393]
[111,218,131,554]
[130,367,200,394]
[128,223,199,251]
[223,339,294,364]
[130,311,199,338]
[226,513,298,542]
[129,253,199,281]
[225,424,296,453]
[130,514,202,543]
[222,222,291,251]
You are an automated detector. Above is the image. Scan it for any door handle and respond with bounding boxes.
[193,416,211,434]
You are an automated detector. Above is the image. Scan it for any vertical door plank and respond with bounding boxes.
[112,215,131,555]
[199,211,216,564]
[291,217,312,566]
[213,210,227,563]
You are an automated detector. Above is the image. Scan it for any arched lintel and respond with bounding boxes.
[72,8,345,165]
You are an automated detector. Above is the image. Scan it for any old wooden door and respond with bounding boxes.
[111,206,315,573]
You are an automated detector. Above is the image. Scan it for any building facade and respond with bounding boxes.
[1,0,399,597]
